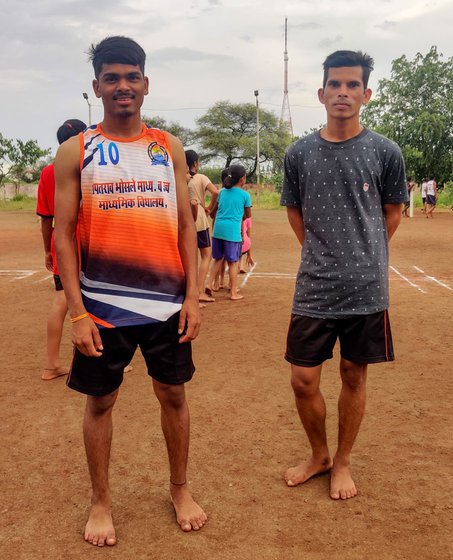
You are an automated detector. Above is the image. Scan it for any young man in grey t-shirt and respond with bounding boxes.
[280,50,407,500]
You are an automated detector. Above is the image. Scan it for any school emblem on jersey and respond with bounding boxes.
[148,142,169,166]
[363,182,370,192]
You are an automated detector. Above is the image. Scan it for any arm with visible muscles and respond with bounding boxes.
[383,203,403,241]
[286,206,305,246]
[381,142,406,240]
[54,136,103,357]
[168,134,200,342]
[281,144,305,247]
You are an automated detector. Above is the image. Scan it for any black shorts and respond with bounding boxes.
[285,310,394,367]
[426,194,436,206]
[54,274,63,291]
[67,312,195,396]
[197,229,211,249]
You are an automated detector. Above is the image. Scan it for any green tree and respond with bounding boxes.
[142,115,194,146]
[195,101,292,180]
[0,134,50,196]
[362,46,453,184]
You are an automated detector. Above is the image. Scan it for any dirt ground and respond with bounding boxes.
[1,208,452,560]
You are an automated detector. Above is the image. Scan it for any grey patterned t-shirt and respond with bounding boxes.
[281,128,407,319]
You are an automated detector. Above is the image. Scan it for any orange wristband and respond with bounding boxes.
[70,312,89,323]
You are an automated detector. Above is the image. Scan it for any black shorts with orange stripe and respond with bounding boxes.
[285,310,394,367]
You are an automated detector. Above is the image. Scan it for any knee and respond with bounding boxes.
[86,390,118,416]
[291,371,319,399]
[340,363,367,392]
[155,383,186,410]
[200,249,211,262]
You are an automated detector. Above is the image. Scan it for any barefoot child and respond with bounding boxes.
[208,164,252,301]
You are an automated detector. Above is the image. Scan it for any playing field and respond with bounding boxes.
[1,208,452,560]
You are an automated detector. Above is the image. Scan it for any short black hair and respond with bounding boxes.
[89,36,146,78]
[322,50,374,88]
[185,150,199,170]
[56,119,86,145]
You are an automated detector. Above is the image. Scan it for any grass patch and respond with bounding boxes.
[1,189,450,214]
[0,195,37,211]
[250,191,453,210]
[251,190,282,209]
[413,191,452,209]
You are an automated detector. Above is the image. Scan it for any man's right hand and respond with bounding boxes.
[72,317,104,357]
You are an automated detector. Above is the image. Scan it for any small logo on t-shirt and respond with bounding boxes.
[148,143,169,166]
[363,182,369,192]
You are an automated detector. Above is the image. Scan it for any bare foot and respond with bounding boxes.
[41,367,68,381]
[330,463,357,500]
[285,456,332,487]
[230,293,244,301]
[170,484,207,532]
[84,503,116,547]
[199,303,206,309]
[199,293,215,302]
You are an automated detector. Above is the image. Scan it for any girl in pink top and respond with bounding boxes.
[239,216,254,273]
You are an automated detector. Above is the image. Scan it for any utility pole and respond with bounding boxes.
[254,89,260,187]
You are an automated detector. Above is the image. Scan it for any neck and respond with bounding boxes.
[320,118,363,142]
[100,114,143,138]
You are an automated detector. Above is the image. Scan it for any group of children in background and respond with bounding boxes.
[185,150,254,304]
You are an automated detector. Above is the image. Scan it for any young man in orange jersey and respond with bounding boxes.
[54,36,206,547]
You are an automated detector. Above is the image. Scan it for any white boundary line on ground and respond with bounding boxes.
[250,274,296,279]
[0,269,36,274]
[248,272,295,276]
[0,269,37,280]
[390,266,427,294]
[240,262,257,288]
[413,266,452,291]
[33,274,53,283]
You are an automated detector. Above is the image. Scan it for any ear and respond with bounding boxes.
[362,88,372,105]
[318,87,325,105]
[92,79,101,99]
[144,76,149,96]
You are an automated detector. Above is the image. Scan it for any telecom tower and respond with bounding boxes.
[280,17,293,137]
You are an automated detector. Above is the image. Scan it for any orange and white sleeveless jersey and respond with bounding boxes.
[78,124,185,328]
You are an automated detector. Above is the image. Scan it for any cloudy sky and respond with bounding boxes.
[1,0,452,155]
